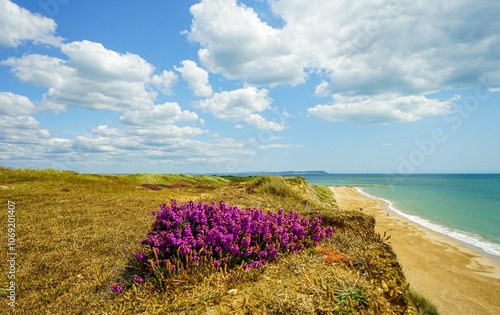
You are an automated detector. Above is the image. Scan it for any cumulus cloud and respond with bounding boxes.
[0,114,251,171]
[193,87,285,130]
[0,115,51,144]
[118,102,204,142]
[2,54,73,87]
[0,92,36,116]
[175,60,213,97]
[186,0,500,123]
[308,95,457,124]
[1,40,178,112]
[305,4,500,96]
[89,125,122,138]
[0,37,228,169]
[151,70,178,95]
[0,96,216,170]
[187,0,304,86]
[0,0,62,47]
[120,102,199,126]
[61,41,154,81]
[273,0,500,94]
[0,1,259,171]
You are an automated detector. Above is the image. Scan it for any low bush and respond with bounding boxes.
[112,199,335,291]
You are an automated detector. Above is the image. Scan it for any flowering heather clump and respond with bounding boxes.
[135,200,335,282]
[110,282,124,293]
[133,276,144,284]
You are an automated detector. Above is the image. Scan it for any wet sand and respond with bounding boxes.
[330,186,500,315]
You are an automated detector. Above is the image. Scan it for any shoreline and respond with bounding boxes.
[330,186,500,315]
[354,187,500,263]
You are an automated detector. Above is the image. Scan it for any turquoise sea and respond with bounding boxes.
[298,174,500,259]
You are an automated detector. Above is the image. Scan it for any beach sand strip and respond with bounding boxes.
[329,186,500,315]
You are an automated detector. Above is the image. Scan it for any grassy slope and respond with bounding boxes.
[0,168,421,314]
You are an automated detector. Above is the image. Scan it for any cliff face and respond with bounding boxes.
[322,211,418,314]
[195,211,417,314]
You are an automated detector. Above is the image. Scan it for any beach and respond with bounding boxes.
[330,186,500,315]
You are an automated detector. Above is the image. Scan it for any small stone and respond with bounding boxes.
[228,289,238,295]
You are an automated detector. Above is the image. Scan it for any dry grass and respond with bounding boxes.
[410,289,439,315]
[0,167,423,314]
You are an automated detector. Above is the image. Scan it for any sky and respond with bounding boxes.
[1,0,499,174]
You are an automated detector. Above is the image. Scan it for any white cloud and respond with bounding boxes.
[193,87,285,130]
[271,0,500,95]
[0,37,226,169]
[151,70,178,95]
[259,144,303,150]
[0,92,36,116]
[246,114,285,131]
[127,125,206,138]
[187,0,304,86]
[89,125,121,137]
[62,41,154,81]
[46,138,73,153]
[0,114,252,171]
[308,94,456,124]
[0,100,217,168]
[120,102,199,126]
[0,0,62,47]
[186,0,500,124]
[0,21,259,171]
[0,115,50,143]
[104,104,206,150]
[2,40,173,111]
[2,54,74,87]
[72,136,116,153]
[175,60,213,97]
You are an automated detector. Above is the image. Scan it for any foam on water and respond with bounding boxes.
[356,187,500,259]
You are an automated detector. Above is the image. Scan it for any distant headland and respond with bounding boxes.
[214,170,330,176]
[261,170,330,175]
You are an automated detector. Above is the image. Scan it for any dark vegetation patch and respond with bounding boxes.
[141,184,161,191]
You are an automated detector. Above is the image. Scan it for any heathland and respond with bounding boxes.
[0,167,432,314]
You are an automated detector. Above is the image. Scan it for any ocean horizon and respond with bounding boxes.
[296,173,500,260]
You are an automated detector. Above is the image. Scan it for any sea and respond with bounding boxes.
[296,174,500,260]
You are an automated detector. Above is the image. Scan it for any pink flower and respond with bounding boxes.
[110,283,124,293]
[133,276,143,283]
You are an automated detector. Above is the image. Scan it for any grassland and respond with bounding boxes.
[0,167,428,314]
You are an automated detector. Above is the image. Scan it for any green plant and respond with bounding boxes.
[410,289,439,315]
[333,284,369,313]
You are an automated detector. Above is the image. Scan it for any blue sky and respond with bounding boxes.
[1,0,499,174]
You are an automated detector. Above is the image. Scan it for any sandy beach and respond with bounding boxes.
[330,186,500,315]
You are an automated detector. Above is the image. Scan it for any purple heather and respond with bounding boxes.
[135,199,335,282]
